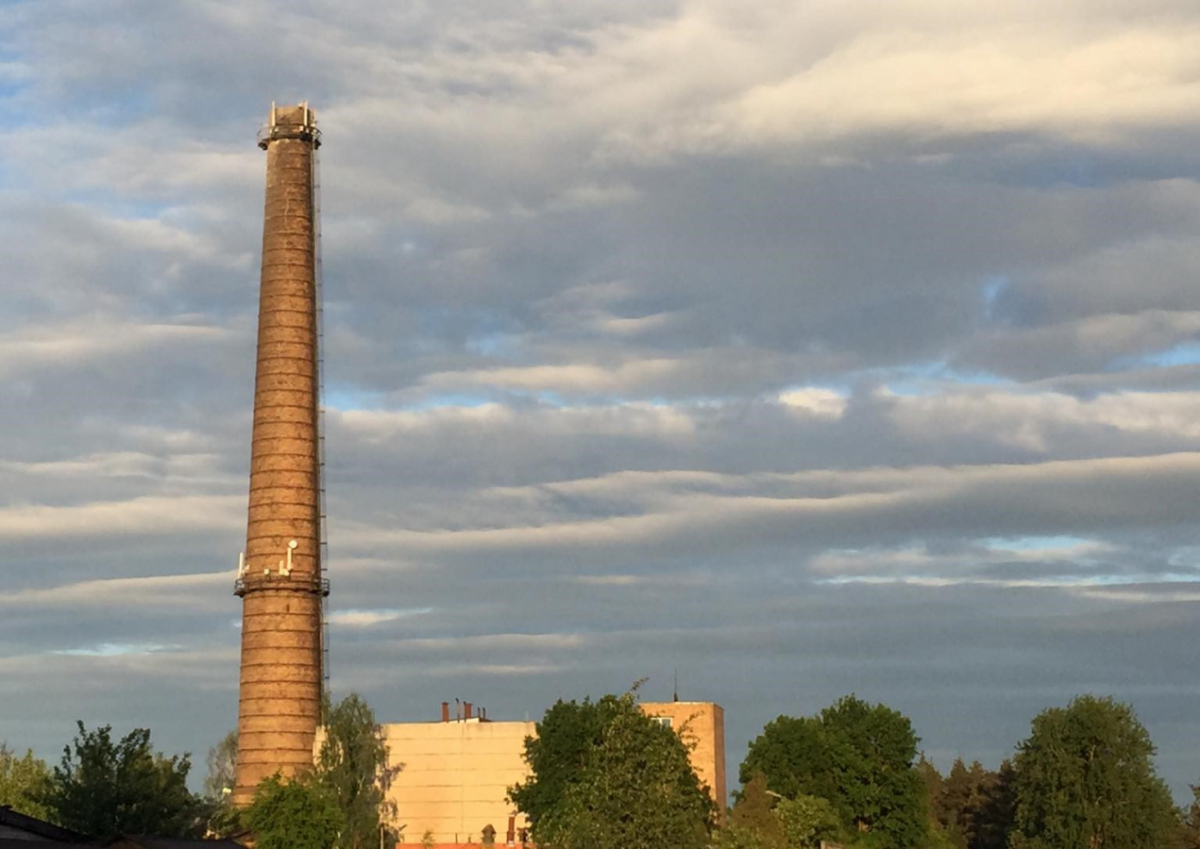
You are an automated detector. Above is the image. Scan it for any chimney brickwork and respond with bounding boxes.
[233,104,326,807]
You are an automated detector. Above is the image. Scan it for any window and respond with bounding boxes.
[651,716,673,729]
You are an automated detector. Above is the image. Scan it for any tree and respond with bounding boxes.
[739,714,824,802]
[925,757,990,849]
[1172,784,1200,849]
[507,694,622,828]
[515,690,714,849]
[1010,695,1176,849]
[916,754,944,832]
[244,775,341,849]
[314,693,401,849]
[972,760,1016,849]
[0,744,53,821]
[43,722,202,840]
[713,823,778,849]
[728,772,786,849]
[741,695,927,848]
[776,793,843,849]
[201,730,242,838]
[204,729,237,799]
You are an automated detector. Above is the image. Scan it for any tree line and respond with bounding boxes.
[510,690,1200,849]
[5,688,1200,848]
[0,693,395,849]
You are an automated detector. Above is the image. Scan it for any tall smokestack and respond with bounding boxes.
[232,103,326,807]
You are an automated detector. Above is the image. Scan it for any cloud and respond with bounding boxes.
[0,320,232,378]
[0,495,243,543]
[777,387,848,419]
[328,608,433,628]
[5,0,1200,805]
[0,572,232,611]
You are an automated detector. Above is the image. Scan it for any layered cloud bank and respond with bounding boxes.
[2,0,1199,800]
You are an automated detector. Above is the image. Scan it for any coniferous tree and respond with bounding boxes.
[972,760,1017,849]
[916,754,944,831]
[938,758,988,847]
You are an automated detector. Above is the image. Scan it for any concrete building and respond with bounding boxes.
[385,706,535,848]
[385,700,725,848]
[641,700,727,818]
[233,102,329,806]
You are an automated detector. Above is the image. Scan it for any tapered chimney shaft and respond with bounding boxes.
[233,103,326,806]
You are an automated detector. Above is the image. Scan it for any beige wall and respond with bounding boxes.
[383,718,535,845]
[642,701,727,815]
[380,702,726,845]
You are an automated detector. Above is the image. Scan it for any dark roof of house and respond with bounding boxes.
[0,841,102,849]
[0,806,93,843]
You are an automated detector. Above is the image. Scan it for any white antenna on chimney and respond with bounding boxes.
[280,539,297,576]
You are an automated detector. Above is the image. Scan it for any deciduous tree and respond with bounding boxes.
[44,722,202,840]
[1172,784,1200,849]
[201,730,241,837]
[0,744,53,821]
[776,793,843,849]
[203,730,237,799]
[728,772,786,849]
[315,693,401,849]
[1010,695,1176,849]
[513,690,713,849]
[507,694,622,828]
[741,695,927,848]
[244,775,341,849]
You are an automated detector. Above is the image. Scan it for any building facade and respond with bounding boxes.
[641,700,727,817]
[383,700,725,848]
[384,713,536,848]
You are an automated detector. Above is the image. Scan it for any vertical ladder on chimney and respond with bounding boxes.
[312,135,332,707]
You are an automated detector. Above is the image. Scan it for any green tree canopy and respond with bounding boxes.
[739,713,824,801]
[1173,784,1200,849]
[203,729,237,800]
[919,755,1017,849]
[970,760,1017,849]
[776,793,843,849]
[511,690,713,849]
[507,693,623,827]
[0,744,53,821]
[741,694,927,848]
[1010,694,1176,849]
[728,772,786,849]
[43,722,202,840]
[315,692,400,849]
[244,775,341,849]
[200,730,241,838]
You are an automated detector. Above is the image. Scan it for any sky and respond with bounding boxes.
[2,0,1200,804]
